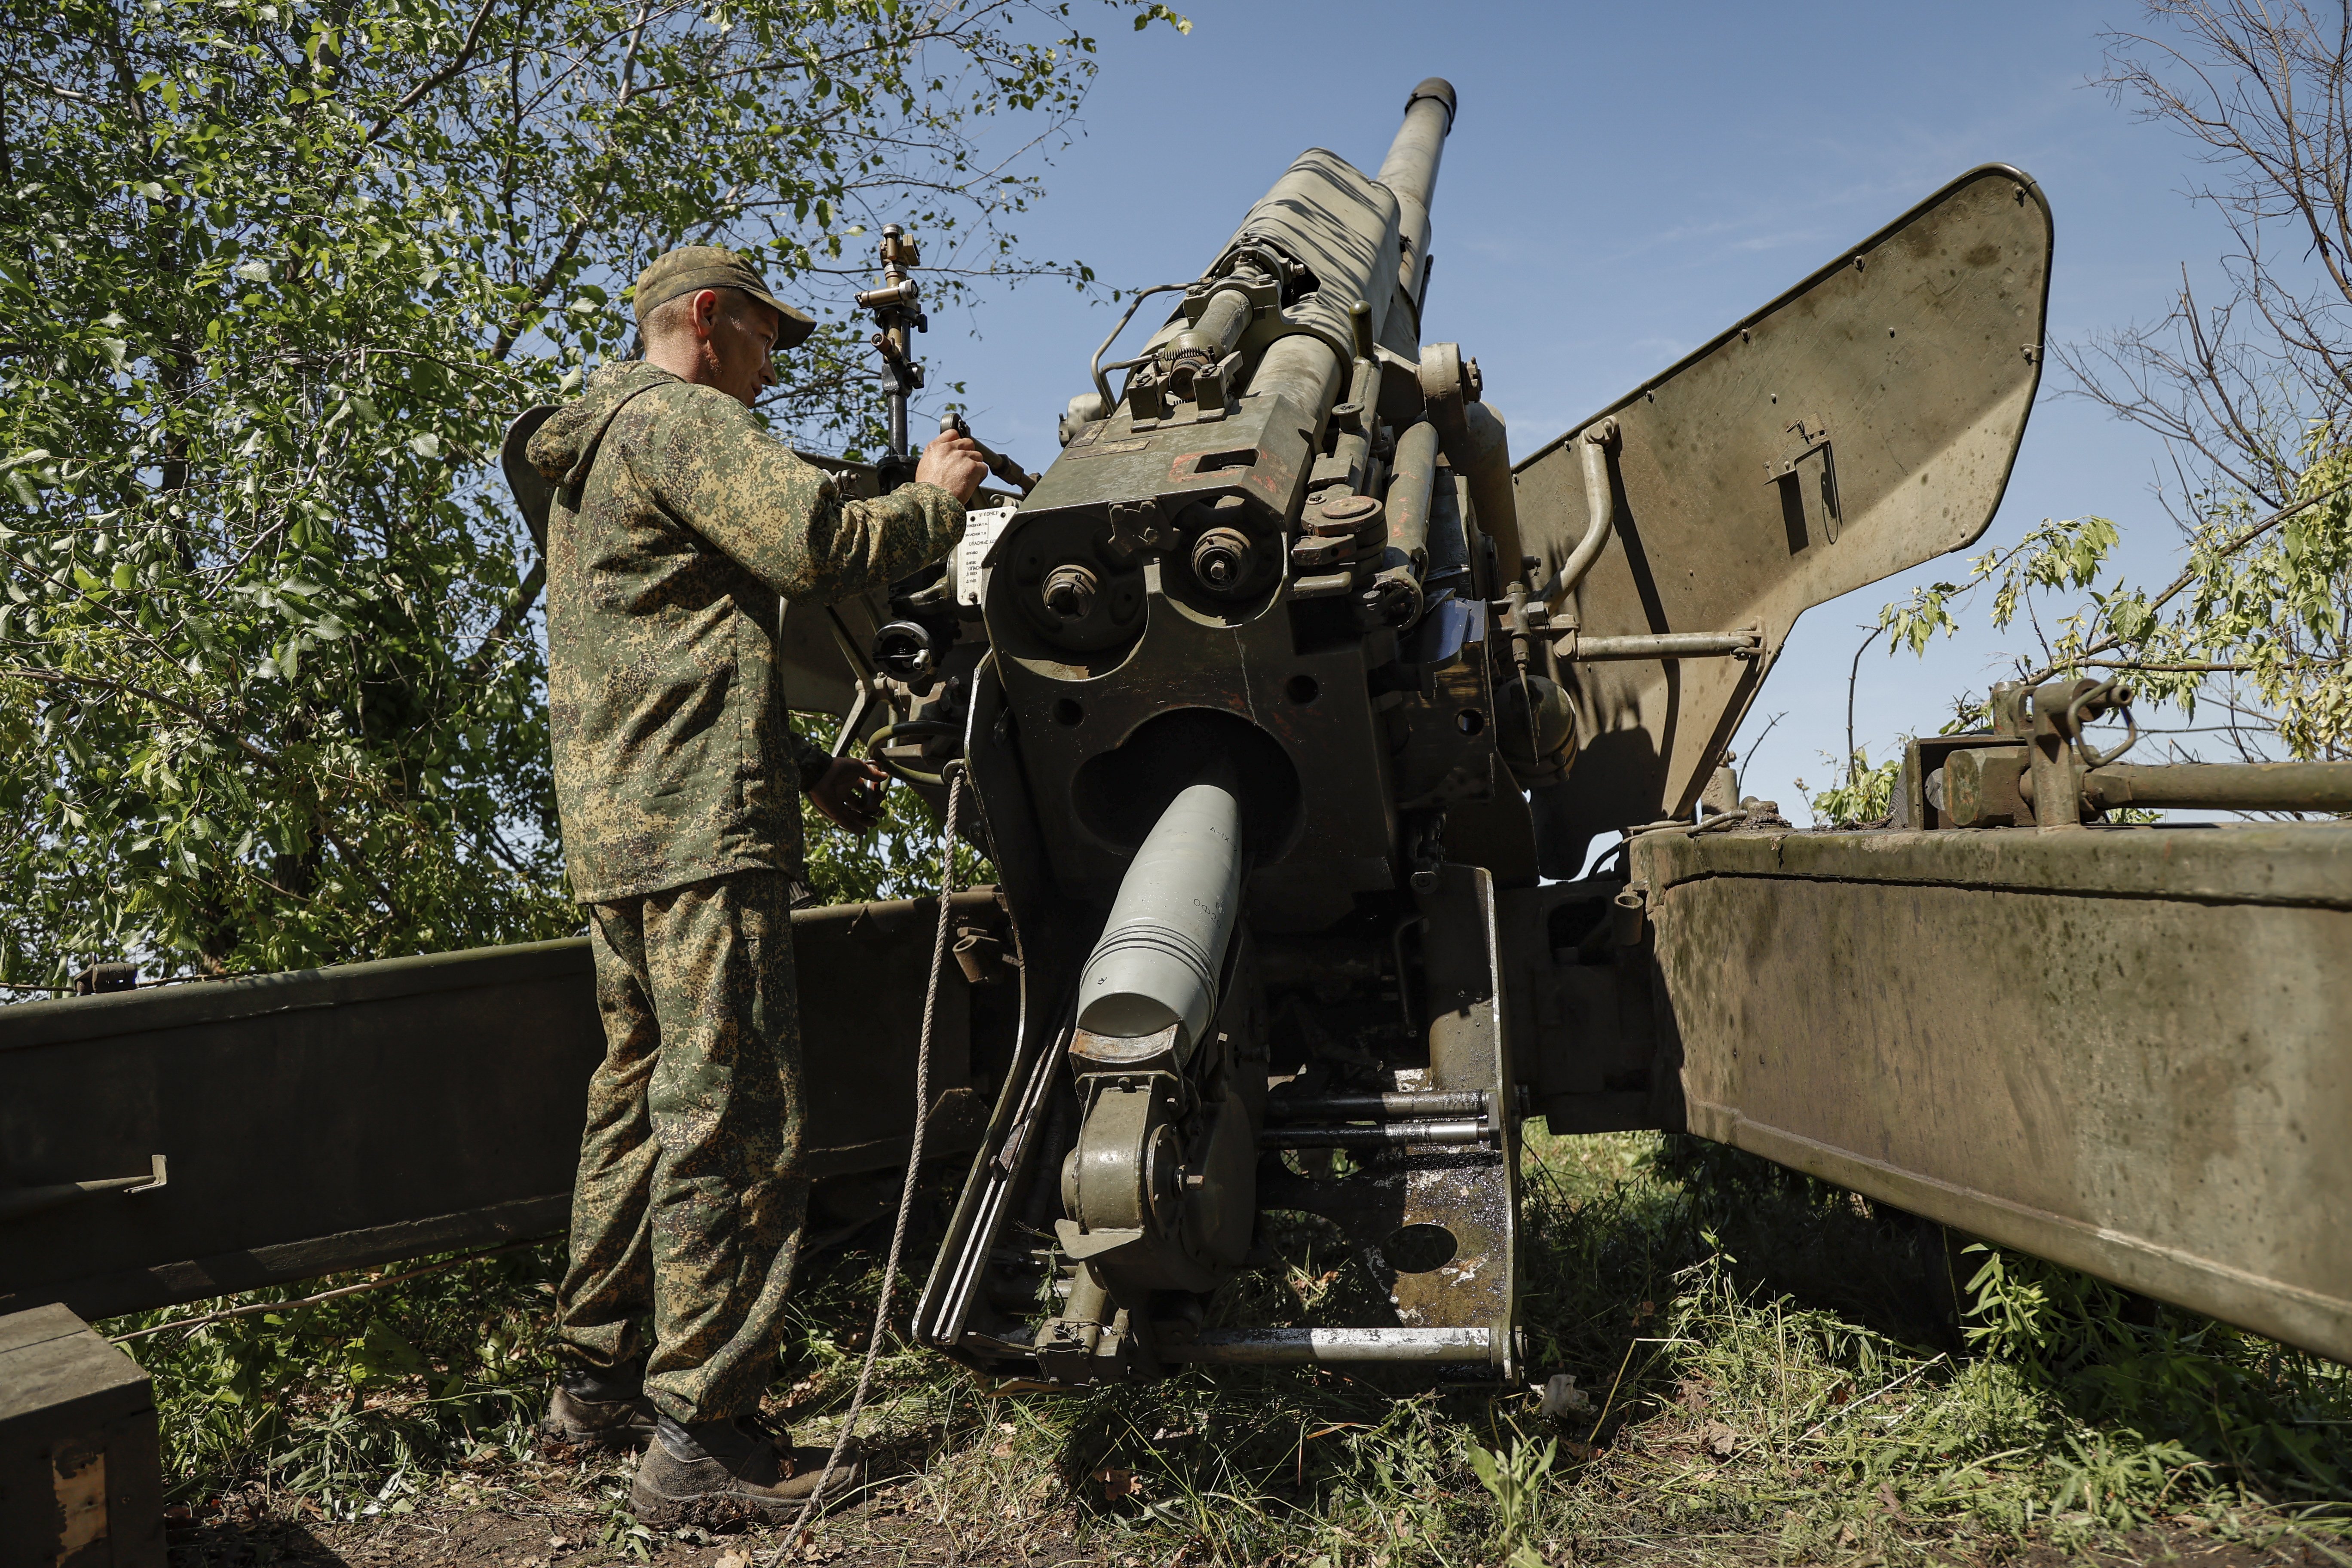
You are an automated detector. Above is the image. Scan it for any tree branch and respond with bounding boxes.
[488,1,650,361]
[2,665,278,768]
[2019,478,2352,684]
[457,557,545,686]
[373,0,507,132]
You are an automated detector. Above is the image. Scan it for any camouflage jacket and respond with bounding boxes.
[529,361,965,904]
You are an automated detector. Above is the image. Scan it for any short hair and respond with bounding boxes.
[641,285,775,342]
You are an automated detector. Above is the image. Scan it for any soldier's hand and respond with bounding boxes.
[809,756,890,834]
[916,429,989,504]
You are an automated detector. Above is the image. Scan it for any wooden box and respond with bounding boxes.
[0,1304,164,1567]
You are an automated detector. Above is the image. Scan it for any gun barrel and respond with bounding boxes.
[1075,779,1244,1051]
[1246,333,1349,424]
[1376,77,1457,308]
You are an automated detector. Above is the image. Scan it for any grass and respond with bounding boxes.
[106,1129,2352,1564]
[102,1241,564,1524]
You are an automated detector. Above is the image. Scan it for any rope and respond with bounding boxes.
[786,766,964,1540]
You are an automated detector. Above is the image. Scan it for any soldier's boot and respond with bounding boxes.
[542,1360,658,1449]
[631,1412,864,1524]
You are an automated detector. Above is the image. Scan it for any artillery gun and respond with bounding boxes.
[5,78,2351,1555]
[829,80,2352,1386]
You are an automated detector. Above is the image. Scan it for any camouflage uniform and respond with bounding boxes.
[529,356,963,1423]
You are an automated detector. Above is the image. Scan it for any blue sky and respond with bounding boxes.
[897,0,2239,823]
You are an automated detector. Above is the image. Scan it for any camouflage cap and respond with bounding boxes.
[633,245,816,348]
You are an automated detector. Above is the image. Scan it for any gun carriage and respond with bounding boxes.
[4,84,2349,1547]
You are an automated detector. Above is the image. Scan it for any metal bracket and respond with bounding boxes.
[1107,499,1173,559]
[2067,678,2139,770]
[2026,677,2130,828]
[1764,421,1842,543]
[0,1155,167,1225]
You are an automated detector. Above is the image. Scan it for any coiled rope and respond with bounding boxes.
[786,764,964,1540]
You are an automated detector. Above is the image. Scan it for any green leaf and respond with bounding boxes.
[0,0,1107,981]
[1468,1443,1501,1491]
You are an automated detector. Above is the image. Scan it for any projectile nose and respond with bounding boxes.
[1076,779,1245,1054]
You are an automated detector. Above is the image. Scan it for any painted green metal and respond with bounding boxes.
[0,894,1006,1322]
[1631,821,2352,1366]
[1514,166,2054,868]
[1075,778,1245,1050]
[2085,761,2352,814]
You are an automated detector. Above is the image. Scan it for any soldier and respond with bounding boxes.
[524,245,986,1521]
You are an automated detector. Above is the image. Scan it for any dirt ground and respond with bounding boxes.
[169,1496,1109,1568]
[160,1466,2346,1568]
[1993,1536,2349,1568]
[165,1499,1044,1568]
[161,1439,1101,1568]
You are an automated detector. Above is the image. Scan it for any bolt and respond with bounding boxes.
[1308,493,1384,539]
[1190,527,1254,595]
[1041,563,1099,621]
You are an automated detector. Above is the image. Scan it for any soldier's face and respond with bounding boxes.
[695,290,783,408]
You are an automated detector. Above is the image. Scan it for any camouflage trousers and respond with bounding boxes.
[555,869,807,1424]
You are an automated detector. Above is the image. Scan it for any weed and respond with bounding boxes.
[1467,1428,1556,1565]
[1963,1241,2352,1498]
[108,1134,2352,1564]
[102,1240,565,1518]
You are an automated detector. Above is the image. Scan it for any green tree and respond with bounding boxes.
[0,0,1182,988]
